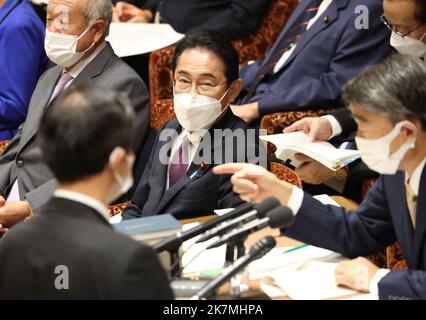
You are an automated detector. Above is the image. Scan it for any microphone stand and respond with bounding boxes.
[224,235,248,298]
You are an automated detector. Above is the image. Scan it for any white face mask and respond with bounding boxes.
[108,148,135,204]
[355,121,416,175]
[390,31,426,58]
[45,25,95,68]
[173,89,230,132]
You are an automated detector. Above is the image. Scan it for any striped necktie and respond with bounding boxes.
[406,182,418,229]
[246,0,323,99]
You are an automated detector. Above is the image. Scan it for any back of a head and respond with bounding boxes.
[342,53,426,130]
[38,84,135,184]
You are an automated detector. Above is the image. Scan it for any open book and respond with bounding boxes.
[260,132,361,171]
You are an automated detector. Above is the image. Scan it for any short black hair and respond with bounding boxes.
[342,53,426,130]
[172,30,240,85]
[415,0,426,23]
[38,84,135,183]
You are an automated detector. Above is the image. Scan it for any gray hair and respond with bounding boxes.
[342,53,426,130]
[84,0,113,36]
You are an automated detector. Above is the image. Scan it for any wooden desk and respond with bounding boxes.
[181,196,364,300]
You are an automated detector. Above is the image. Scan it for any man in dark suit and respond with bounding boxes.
[0,0,150,233]
[231,0,392,125]
[215,54,426,299]
[113,0,272,39]
[284,0,426,141]
[122,31,265,221]
[0,85,173,299]
[280,0,426,201]
[0,0,47,140]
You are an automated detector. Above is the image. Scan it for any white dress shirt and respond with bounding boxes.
[273,0,333,74]
[286,157,426,296]
[54,189,110,222]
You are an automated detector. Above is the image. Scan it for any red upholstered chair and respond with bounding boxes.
[0,140,9,155]
[148,0,299,107]
[151,98,175,130]
[108,201,129,217]
[270,162,302,188]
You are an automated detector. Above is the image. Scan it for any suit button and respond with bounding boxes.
[16,159,24,168]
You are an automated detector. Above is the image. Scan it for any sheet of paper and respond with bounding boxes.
[260,132,360,170]
[313,194,340,207]
[180,223,227,276]
[109,213,123,224]
[271,260,358,300]
[107,23,184,57]
[214,208,234,216]
[248,245,344,280]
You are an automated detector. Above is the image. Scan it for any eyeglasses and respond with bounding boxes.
[173,78,227,95]
[380,14,425,38]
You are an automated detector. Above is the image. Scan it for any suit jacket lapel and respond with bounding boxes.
[154,111,238,215]
[414,166,426,268]
[19,67,62,148]
[19,44,115,150]
[277,0,348,72]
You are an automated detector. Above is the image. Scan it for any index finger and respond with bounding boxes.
[213,163,248,175]
[283,119,308,134]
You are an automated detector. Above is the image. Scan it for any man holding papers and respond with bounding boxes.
[214,54,426,300]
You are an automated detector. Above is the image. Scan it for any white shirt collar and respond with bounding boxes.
[65,41,107,79]
[407,158,426,197]
[53,189,110,222]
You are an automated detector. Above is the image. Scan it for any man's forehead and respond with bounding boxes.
[48,0,82,13]
[177,49,226,77]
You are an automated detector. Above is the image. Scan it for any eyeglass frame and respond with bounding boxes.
[172,78,229,95]
[380,14,426,38]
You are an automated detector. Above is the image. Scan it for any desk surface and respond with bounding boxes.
[181,196,364,300]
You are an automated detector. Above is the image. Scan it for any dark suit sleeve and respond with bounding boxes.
[187,0,272,39]
[253,3,391,115]
[122,130,160,219]
[283,176,397,258]
[119,245,174,299]
[0,123,24,195]
[378,270,426,300]
[331,108,357,138]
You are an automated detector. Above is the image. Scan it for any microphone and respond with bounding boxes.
[192,236,277,300]
[206,206,294,250]
[153,201,254,253]
[195,197,281,244]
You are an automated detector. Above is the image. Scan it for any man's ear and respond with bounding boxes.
[170,71,174,82]
[228,78,243,103]
[93,20,106,43]
[109,147,127,172]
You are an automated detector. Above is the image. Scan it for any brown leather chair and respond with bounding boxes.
[148,0,299,107]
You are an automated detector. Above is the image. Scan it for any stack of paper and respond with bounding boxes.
[260,132,360,171]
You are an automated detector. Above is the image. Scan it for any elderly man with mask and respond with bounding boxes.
[215,54,426,300]
[121,30,265,221]
[0,0,150,233]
